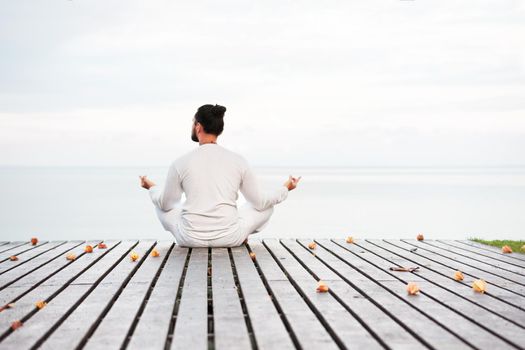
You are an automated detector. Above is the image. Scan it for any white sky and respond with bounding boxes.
[1,0,524,167]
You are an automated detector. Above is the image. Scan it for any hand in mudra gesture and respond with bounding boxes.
[284,175,301,191]
[139,175,156,190]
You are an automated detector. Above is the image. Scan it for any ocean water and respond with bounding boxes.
[0,166,523,241]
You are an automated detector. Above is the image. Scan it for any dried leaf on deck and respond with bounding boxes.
[454,271,464,281]
[502,245,513,254]
[249,252,256,261]
[130,251,139,261]
[98,242,107,249]
[66,253,76,261]
[151,249,160,257]
[84,245,93,253]
[345,236,354,244]
[35,300,47,309]
[9,256,18,261]
[472,279,487,293]
[30,237,38,245]
[0,303,15,313]
[316,281,329,293]
[407,282,420,295]
[389,266,419,272]
[11,320,23,330]
[308,242,317,250]
[416,233,424,241]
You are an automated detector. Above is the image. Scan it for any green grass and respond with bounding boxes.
[469,238,525,254]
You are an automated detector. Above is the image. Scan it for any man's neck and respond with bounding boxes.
[199,138,217,145]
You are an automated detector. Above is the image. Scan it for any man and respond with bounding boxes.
[140,104,301,247]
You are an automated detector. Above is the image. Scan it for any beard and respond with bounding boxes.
[191,124,199,142]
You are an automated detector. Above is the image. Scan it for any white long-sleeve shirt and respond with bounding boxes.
[149,143,289,240]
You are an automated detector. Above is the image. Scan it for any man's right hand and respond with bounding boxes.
[284,175,301,191]
[139,175,156,190]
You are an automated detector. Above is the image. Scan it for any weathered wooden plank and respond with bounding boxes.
[0,241,84,288]
[0,242,9,247]
[403,240,525,285]
[81,242,173,349]
[440,240,525,268]
[0,242,49,263]
[0,241,67,273]
[0,241,131,339]
[211,248,252,350]
[0,240,118,304]
[63,241,173,349]
[0,242,28,254]
[377,239,525,325]
[263,239,382,350]
[126,246,188,350]
[250,241,346,350]
[0,238,522,350]
[299,239,472,350]
[171,248,208,350]
[28,241,155,350]
[423,240,525,275]
[333,239,522,350]
[383,239,525,301]
[231,243,296,350]
[0,241,105,304]
[333,239,518,350]
[459,240,525,262]
[282,239,425,350]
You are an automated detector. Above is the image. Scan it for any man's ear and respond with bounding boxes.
[195,122,202,134]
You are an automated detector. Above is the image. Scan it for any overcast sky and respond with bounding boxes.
[1,0,524,167]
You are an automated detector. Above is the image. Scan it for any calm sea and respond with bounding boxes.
[0,166,523,241]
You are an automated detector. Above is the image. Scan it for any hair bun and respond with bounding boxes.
[211,104,226,118]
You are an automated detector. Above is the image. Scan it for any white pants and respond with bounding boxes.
[154,202,274,247]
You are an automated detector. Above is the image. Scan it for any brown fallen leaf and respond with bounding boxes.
[502,245,513,254]
[9,256,18,261]
[35,300,47,309]
[316,280,329,293]
[407,282,420,295]
[130,251,139,262]
[30,237,38,245]
[11,320,23,330]
[389,266,420,272]
[416,233,424,241]
[345,236,354,244]
[0,303,15,313]
[84,245,93,253]
[66,253,76,261]
[454,270,464,281]
[151,249,160,257]
[308,242,317,250]
[472,279,487,293]
[249,252,256,261]
[98,242,107,249]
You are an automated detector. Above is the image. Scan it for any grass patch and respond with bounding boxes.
[469,238,525,254]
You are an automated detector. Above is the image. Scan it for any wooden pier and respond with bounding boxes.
[0,238,523,349]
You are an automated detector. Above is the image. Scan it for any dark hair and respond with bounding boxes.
[194,104,226,136]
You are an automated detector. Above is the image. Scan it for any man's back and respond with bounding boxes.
[175,143,246,240]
